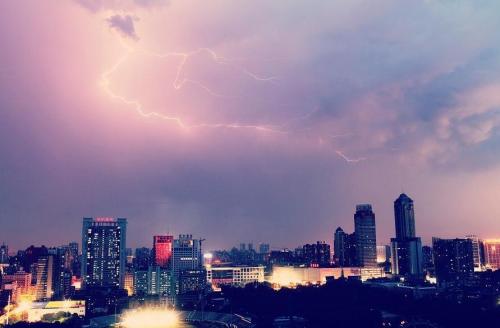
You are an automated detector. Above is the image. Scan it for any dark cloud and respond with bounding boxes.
[106,14,139,40]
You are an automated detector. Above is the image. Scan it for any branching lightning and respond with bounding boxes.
[100,43,282,133]
[99,40,366,163]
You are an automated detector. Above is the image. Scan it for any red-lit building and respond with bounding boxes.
[153,235,173,268]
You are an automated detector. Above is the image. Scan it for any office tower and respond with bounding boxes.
[239,243,246,252]
[133,270,148,295]
[354,204,377,267]
[134,247,151,270]
[51,246,73,299]
[432,238,474,288]
[303,241,331,267]
[483,239,500,270]
[422,245,434,276]
[465,235,483,271]
[334,227,347,266]
[394,193,415,239]
[147,266,172,296]
[67,242,80,276]
[81,217,127,288]
[0,243,9,264]
[258,243,270,254]
[35,255,55,301]
[153,235,173,268]
[248,243,254,252]
[391,194,423,280]
[172,235,203,277]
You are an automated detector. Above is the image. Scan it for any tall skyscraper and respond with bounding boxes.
[354,204,377,267]
[334,227,347,266]
[81,217,127,289]
[394,193,416,239]
[432,237,474,288]
[391,194,423,279]
[483,239,500,270]
[153,235,173,268]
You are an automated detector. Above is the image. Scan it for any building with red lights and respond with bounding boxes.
[153,235,173,268]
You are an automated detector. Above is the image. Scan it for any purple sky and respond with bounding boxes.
[1,0,500,252]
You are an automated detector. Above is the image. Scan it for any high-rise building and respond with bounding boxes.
[35,255,55,301]
[0,243,9,264]
[391,194,423,280]
[134,247,151,270]
[421,245,434,276]
[354,204,377,267]
[153,235,173,268]
[483,239,500,270]
[394,193,416,239]
[303,241,331,267]
[334,227,347,266]
[465,235,483,271]
[172,235,203,278]
[133,270,148,295]
[147,266,172,296]
[81,217,127,289]
[432,238,474,288]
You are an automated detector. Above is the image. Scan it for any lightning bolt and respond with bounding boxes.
[100,43,282,133]
[100,41,366,163]
[335,150,367,163]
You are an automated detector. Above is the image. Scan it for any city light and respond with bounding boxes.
[120,308,180,328]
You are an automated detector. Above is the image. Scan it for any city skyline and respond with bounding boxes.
[2,1,500,252]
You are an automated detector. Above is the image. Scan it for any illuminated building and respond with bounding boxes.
[465,235,483,271]
[390,194,423,280]
[270,266,385,287]
[147,266,172,296]
[81,217,127,289]
[302,241,331,267]
[354,204,377,267]
[133,270,148,295]
[2,271,32,295]
[376,245,391,264]
[153,235,173,268]
[35,255,54,301]
[432,237,474,288]
[206,265,265,288]
[26,300,85,322]
[483,239,500,270]
[172,234,203,278]
[124,272,134,296]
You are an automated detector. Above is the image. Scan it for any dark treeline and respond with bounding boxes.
[221,279,500,328]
